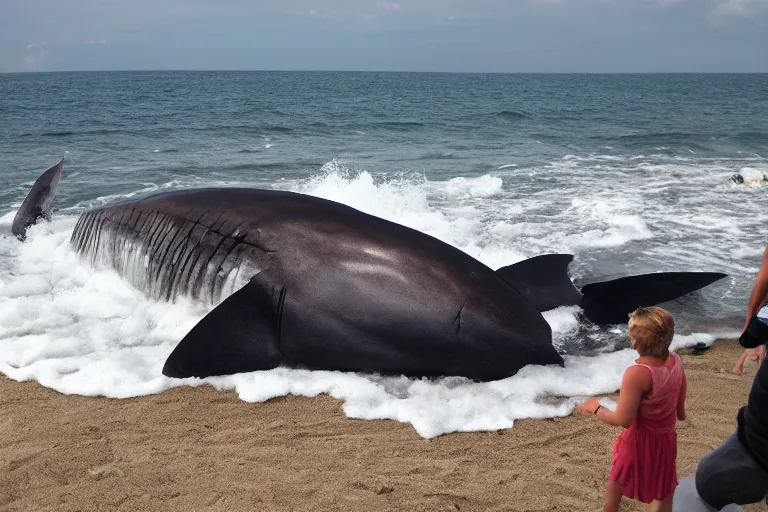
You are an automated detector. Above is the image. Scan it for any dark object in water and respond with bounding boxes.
[11,158,64,241]
[730,173,768,186]
[496,254,727,325]
[691,342,710,356]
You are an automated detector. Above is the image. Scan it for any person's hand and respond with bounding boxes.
[575,397,600,414]
[734,344,767,376]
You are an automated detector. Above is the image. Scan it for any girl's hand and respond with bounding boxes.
[576,397,600,414]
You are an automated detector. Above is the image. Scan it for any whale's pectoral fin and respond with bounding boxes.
[162,271,286,379]
[496,254,583,312]
[579,271,728,326]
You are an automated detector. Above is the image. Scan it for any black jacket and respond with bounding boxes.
[737,355,768,471]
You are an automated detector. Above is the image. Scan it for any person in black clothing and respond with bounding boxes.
[695,246,768,509]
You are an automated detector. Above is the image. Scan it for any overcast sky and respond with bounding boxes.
[1,0,767,73]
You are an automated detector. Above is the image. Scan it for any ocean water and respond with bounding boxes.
[1,71,767,437]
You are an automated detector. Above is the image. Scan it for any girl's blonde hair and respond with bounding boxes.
[628,306,675,359]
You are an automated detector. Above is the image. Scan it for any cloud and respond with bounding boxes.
[377,0,402,12]
[1,0,766,72]
[23,42,47,70]
[295,0,404,21]
[710,0,768,18]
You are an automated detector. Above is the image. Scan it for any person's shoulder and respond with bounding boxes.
[623,364,653,390]
[624,364,650,377]
[671,351,686,370]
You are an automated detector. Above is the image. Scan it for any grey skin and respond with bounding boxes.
[11,158,64,241]
[70,188,562,381]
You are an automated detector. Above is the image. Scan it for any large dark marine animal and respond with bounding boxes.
[11,160,728,381]
[11,158,63,241]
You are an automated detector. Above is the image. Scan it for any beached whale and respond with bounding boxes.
[12,161,728,381]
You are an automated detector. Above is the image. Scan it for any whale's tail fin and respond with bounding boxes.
[11,158,64,241]
[578,271,728,325]
[496,254,728,326]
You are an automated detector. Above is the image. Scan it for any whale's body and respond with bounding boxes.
[13,160,728,381]
[71,187,561,381]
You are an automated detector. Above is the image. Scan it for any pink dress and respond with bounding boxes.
[609,351,684,503]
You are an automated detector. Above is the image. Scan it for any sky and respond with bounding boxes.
[1,0,767,73]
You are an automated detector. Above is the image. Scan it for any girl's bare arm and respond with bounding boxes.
[577,366,651,428]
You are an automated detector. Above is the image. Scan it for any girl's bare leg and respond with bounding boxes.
[604,480,624,512]
[647,492,673,512]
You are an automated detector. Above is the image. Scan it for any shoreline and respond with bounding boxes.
[1,338,764,511]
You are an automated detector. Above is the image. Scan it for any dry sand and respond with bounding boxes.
[1,339,766,512]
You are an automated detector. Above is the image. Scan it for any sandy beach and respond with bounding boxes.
[0,339,765,512]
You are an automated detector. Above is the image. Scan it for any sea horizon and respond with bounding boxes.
[3,69,768,75]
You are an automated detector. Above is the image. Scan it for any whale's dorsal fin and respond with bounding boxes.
[12,158,64,241]
[496,254,583,312]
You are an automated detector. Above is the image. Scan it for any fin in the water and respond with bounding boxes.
[495,254,726,325]
[11,158,64,241]
[579,271,728,325]
[162,272,286,379]
[496,254,583,312]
